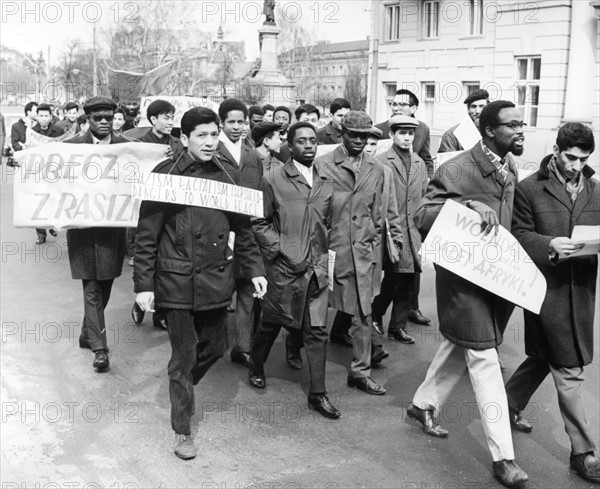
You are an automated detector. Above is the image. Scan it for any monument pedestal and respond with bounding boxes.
[245,23,293,107]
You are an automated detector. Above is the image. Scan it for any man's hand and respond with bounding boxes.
[136,291,155,312]
[251,277,268,299]
[550,237,585,257]
[468,200,500,236]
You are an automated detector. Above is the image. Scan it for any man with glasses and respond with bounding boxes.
[407,101,529,488]
[64,97,129,373]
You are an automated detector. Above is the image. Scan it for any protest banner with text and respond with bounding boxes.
[422,199,547,313]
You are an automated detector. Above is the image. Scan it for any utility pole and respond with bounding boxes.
[92,23,98,96]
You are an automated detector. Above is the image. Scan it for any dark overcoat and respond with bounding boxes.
[377,147,428,273]
[315,146,383,316]
[252,161,333,328]
[134,151,265,311]
[437,124,464,153]
[316,122,343,145]
[63,131,128,281]
[414,142,517,350]
[512,155,599,368]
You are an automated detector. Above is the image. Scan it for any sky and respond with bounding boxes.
[1,1,372,67]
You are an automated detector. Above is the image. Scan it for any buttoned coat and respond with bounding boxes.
[316,122,343,145]
[377,147,428,273]
[315,146,383,316]
[512,155,599,368]
[252,161,333,328]
[134,151,265,311]
[414,142,517,350]
[63,130,128,280]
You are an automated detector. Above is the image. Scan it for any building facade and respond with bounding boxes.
[368,0,600,168]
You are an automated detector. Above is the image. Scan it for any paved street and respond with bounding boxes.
[1,160,598,489]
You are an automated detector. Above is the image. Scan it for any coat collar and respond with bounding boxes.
[538,153,596,180]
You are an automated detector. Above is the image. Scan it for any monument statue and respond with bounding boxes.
[263,0,276,24]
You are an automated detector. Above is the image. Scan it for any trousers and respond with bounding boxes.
[413,338,514,461]
[81,279,113,351]
[372,271,415,332]
[165,307,229,436]
[506,356,597,455]
[233,278,261,353]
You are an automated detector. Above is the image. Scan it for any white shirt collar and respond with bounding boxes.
[219,131,242,164]
[92,133,111,145]
[293,160,313,187]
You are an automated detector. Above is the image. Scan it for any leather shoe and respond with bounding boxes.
[388,328,415,344]
[174,434,197,460]
[308,393,341,419]
[509,409,532,433]
[371,345,389,366]
[330,333,353,347]
[79,334,92,350]
[131,302,145,324]
[372,319,384,335]
[347,375,386,395]
[570,452,600,484]
[227,304,235,313]
[230,349,252,368]
[249,368,266,389]
[152,314,168,330]
[408,309,431,325]
[406,402,448,437]
[286,346,302,370]
[93,349,110,372]
[492,459,529,488]
[49,229,57,237]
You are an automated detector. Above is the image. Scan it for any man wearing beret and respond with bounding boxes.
[372,115,428,345]
[316,111,400,395]
[438,89,489,153]
[64,96,129,372]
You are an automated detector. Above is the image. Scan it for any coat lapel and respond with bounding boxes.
[544,177,574,211]
[387,148,408,185]
[572,178,595,221]
[217,141,238,168]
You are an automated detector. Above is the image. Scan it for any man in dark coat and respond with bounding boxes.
[438,89,489,153]
[375,89,434,178]
[505,122,600,484]
[372,115,428,344]
[249,122,340,419]
[317,98,351,145]
[55,101,80,134]
[408,101,528,488]
[10,102,38,166]
[63,97,128,373]
[134,107,266,460]
[214,99,265,369]
[315,111,387,395]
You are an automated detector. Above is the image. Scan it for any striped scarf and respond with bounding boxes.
[548,155,584,202]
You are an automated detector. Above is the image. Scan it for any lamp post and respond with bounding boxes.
[184,70,191,95]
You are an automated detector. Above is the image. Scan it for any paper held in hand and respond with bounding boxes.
[565,225,600,258]
[422,199,547,314]
[453,113,481,150]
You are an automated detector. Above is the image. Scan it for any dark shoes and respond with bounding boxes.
[371,345,389,366]
[308,393,341,419]
[408,309,431,325]
[330,333,353,347]
[406,402,448,438]
[131,303,145,324]
[174,434,197,460]
[93,349,110,372]
[570,452,600,484]
[249,367,266,389]
[388,328,415,344]
[492,459,529,488]
[347,375,386,395]
[509,409,532,433]
[372,318,384,335]
[49,229,57,237]
[152,314,168,330]
[230,349,252,368]
[286,346,302,370]
[36,236,46,245]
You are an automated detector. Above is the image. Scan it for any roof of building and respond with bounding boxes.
[280,39,369,58]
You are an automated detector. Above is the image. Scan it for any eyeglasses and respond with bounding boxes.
[495,121,527,129]
[390,102,412,108]
[90,114,114,122]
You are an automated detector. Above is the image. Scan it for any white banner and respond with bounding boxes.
[138,96,220,127]
[422,199,547,313]
[23,124,77,149]
[132,171,264,218]
[13,142,167,230]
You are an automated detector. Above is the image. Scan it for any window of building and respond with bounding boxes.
[421,82,437,127]
[464,82,481,99]
[467,0,483,36]
[385,4,401,41]
[384,82,397,107]
[515,56,541,127]
[422,1,439,39]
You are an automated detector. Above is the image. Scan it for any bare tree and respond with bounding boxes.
[344,63,368,111]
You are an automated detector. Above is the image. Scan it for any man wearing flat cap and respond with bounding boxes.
[372,115,428,346]
[438,89,489,153]
[364,127,383,157]
[64,96,129,372]
[316,111,402,395]
[252,121,285,177]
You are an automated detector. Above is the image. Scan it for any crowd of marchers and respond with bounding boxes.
[3,88,599,488]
